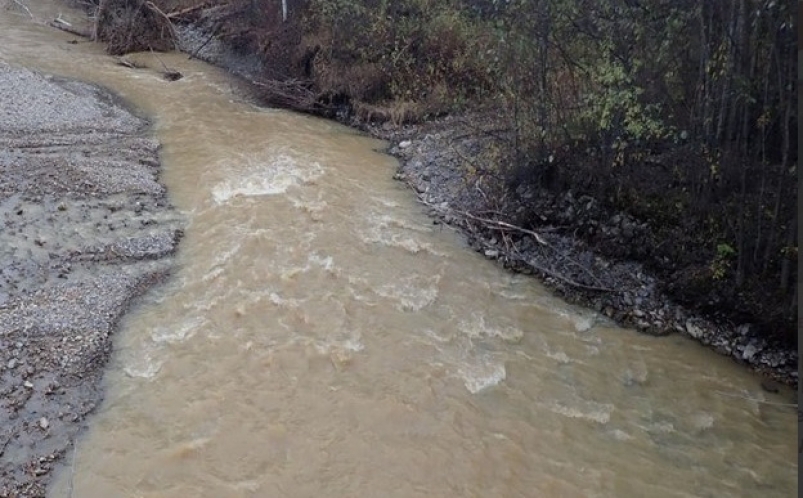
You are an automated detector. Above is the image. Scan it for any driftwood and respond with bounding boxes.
[115,56,146,68]
[148,48,183,81]
[49,18,92,38]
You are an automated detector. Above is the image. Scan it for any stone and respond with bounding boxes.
[399,140,412,149]
[742,344,758,361]
[484,249,499,259]
[39,417,49,430]
[685,320,703,339]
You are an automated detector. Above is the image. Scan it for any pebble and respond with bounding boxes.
[39,417,49,430]
[484,249,499,259]
[23,381,33,389]
[742,344,758,361]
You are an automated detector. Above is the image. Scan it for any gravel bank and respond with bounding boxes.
[0,62,183,497]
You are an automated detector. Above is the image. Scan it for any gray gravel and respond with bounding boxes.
[0,62,183,497]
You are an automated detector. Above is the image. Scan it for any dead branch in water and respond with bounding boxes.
[115,56,146,68]
[49,17,92,38]
[148,47,182,81]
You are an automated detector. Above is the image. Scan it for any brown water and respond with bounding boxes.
[1,4,797,497]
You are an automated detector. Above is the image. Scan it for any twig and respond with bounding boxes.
[144,1,177,40]
[446,205,548,246]
[188,27,216,60]
[420,198,621,292]
[49,18,91,38]
[9,0,33,18]
[149,47,182,81]
[67,442,77,498]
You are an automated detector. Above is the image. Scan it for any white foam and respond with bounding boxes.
[690,412,715,431]
[573,314,597,332]
[267,292,303,308]
[459,313,523,343]
[122,349,163,379]
[458,361,507,394]
[546,349,572,364]
[375,276,440,312]
[549,401,614,424]
[609,429,633,441]
[360,212,445,256]
[313,337,365,355]
[211,153,323,204]
[288,194,328,216]
[151,316,206,343]
[308,253,335,272]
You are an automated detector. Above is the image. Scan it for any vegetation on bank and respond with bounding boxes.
[89,0,797,346]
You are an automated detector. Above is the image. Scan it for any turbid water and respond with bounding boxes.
[0,3,796,497]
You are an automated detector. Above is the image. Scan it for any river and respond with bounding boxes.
[0,3,796,497]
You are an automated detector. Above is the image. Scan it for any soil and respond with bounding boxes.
[0,62,183,497]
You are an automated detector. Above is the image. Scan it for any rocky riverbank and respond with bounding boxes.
[373,115,797,388]
[0,62,183,497]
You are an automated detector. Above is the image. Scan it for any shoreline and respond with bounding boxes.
[0,62,183,497]
[373,117,798,388]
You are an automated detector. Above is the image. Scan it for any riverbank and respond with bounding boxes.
[374,116,798,388]
[165,23,798,388]
[0,62,183,497]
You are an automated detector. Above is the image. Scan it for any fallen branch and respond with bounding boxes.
[144,1,177,40]
[149,48,182,81]
[115,56,146,69]
[430,202,547,246]
[524,256,620,293]
[49,17,91,38]
[420,197,622,293]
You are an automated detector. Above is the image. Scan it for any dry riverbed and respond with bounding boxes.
[0,62,182,497]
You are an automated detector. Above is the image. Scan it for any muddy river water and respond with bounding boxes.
[1,3,796,497]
